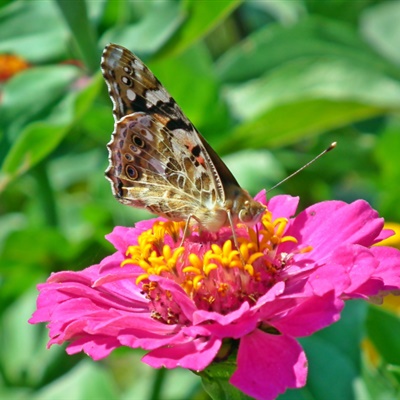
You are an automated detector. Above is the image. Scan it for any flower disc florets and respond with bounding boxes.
[122,208,305,319]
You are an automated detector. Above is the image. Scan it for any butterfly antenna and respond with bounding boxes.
[267,142,337,193]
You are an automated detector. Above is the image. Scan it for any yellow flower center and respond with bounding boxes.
[122,210,311,315]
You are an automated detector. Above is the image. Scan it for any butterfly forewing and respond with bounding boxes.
[101,45,181,122]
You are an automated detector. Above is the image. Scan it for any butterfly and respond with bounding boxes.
[101,44,266,249]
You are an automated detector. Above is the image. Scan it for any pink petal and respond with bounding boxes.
[195,305,259,339]
[152,276,198,321]
[370,246,400,290]
[329,244,378,297]
[142,335,222,371]
[308,264,349,296]
[254,189,267,204]
[193,300,250,326]
[105,226,133,252]
[106,219,161,252]
[267,195,299,219]
[66,336,121,360]
[375,228,395,244]
[192,283,286,339]
[281,200,384,261]
[231,330,307,400]
[271,291,343,336]
[91,314,179,344]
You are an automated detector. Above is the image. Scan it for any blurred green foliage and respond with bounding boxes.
[1,0,400,399]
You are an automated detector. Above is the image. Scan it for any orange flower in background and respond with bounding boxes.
[0,54,30,82]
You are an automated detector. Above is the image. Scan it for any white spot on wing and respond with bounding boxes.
[133,59,144,70]
[127,89,136,101]
[145,89,171,105]
[141,130,154,141]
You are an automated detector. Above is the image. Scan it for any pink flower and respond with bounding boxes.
[29,192,400,400]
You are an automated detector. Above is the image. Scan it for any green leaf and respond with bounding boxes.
[222,56,400,150]
[55,0,99,73]
[202,375,252,400]
[226,58,400,121]
[31,360,120,400]
[358,355,400,400]
[0,227,84,303]
[0,288,64,385]
[1,121,70,183]
[0,227,77,266]
[225,99,381,151]
[293,301,367,400]
[279,301,366,400]
[216,17,391,83]
[374,118,400,220]
[0,0,68,62]
[249,0,305,25]
[159,0,242,57]
[315,300,367,367]
[1,65,80,136]
[300,335,359,400]
[361,1,400,67]
[366,305,400,367]
[304,0,371,24]
[100,1,184,56]
[0,74,102,188]
[200,350,252,400]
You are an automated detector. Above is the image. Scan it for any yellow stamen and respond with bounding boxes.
[193,275,204,288]
[281,236,298,243]
[248,252,264,265]
[139,259,152,271]
[244,264,254,276]
[211,243,222,255]
[121,259,135,267]
[136,273,149,285]
[300,245,313,253]
[188,253,202,269]
[223,240,233,255]
[203,263,218,275]
[182,266,202,275]
[273,218,288,237]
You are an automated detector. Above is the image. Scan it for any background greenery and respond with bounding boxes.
[1,0,400,399]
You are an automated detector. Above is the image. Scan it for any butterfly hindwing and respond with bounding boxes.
[106,112,220,220]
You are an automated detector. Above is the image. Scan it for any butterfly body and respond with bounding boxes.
[101,44,265,235]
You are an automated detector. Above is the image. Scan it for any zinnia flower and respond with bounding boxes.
[29,192,400,400]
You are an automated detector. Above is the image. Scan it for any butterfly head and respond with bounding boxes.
[226,186,267,227]
[238,198,267,226]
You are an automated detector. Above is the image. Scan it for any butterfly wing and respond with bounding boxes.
[106,112,218,223]
[101,44,244,230]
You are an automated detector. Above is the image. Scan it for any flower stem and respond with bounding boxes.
[149,368,166,400]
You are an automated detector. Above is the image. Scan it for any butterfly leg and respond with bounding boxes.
[227,210,246,265]
[180,214,194,247]
[255,224,261,250]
